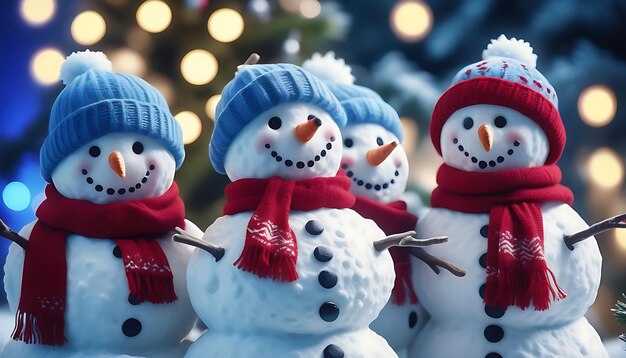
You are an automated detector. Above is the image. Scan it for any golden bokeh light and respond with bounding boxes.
[400,117,419,154]
[300,0,321,19]
[30,48,65,85]
[180,49,218,86]
[578,85,617,127]
[175,111,202,144]
[136,0,172,33]
[71,11,106,45]
[205,94,222,120]
[108,48,147,76]
[278,0,303,13]
[390,1,433,42]
[615,230,626,252]
[208,8,245,43]
[587,147,624,189]
[20,0,56,26]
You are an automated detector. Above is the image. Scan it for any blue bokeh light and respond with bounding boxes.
[2,182,31,211]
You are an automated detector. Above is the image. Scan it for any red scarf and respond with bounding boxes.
[13,183,185,346]
[224,174,355,282]
[352,195,418,305]
[431,164,574,311]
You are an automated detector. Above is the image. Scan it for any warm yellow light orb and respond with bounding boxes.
[30,48,65,85]
[578,85,617,127]
[180,49,218,86]
[587,147,624,189]
[615,230,626,252]
[108,48,147,76]
[175,111,202,144]
[208,8,245,43]
[390,1,433,42]
[136,0,172,33]
[300,0,321,19]
[278,0,303,13]
[71,11,106,45]
[20,0,56,26]
[205,94,222,120]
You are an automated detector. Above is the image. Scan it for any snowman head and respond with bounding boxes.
[210,62,347,180]
[41,50,184,203]
[431,35,566,170]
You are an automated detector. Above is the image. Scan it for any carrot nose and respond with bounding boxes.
[109,151,126,179]
[366,141,398,166]
[294,117,322,143]
[478,124,493,152]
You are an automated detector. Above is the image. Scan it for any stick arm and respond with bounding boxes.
[0,219,28,250]
[407,247,466,277]
[564,213,626,250]
[173,227,225,262]
[373,231,448,252]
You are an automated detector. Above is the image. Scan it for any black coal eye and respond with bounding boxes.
[268,116,282,130]
[376,137,384,146]
[463,117,474,130]
[89,146,101,157]
[132,141,144,154]
[494,116,507,128]
[344,138,353,148]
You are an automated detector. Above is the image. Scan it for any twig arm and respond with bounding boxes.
[0,219,28,250]
[564,213,626,250]
[407,247,466,277]
[173,227,225,262]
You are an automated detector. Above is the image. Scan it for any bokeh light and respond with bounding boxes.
[578,85,617,127]
[136,0,172,33]
[205,94,222,120]
[175,111,202,144]
[278,0,303,13]
[587,147,624,189]
[300,0,321,19]
[30,48,65,85]
[180,49,218,85]
[390,0,433,42]
[208,8,245,43]
[108,48,147,76]
[71,10,107,45]
[615,230,626,252]
[2,182,31,212]
[20,0,56,26]
[400,117,419,154]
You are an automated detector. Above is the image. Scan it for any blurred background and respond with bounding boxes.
[0,0,625,346]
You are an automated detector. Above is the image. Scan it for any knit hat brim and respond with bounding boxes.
[342,97,404,142]
[41,99,184,182]
[430,77,565,165]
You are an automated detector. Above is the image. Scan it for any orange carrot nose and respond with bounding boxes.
[478,124,494,152]
[108,151,126,179]
[294,117,322,143]
[366,141,398,166]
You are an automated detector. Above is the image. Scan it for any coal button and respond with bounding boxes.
[318,271,338,289]
[128,294,139,305]
[485,353,502,358]
[479,253,487,268]
[314,246,333,262]
[485,304,506,319]
[319,302,339,322]
[305,220,324,235]
[480,225,489,238]
[479,283,486,299]
[122,318,142,337]
[113,246,122,258]
[408,311,418,328]
[323,344,344,358]
[484,325,504,342]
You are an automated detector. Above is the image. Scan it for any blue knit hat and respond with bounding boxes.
[40,51,184,182]
[210,63,347,175]
[302,52,403,141]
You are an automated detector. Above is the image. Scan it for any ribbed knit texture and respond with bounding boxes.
[41,70,184,182]
[328,83,403,141]
[210,64,346,175]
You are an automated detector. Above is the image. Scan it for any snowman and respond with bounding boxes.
[301,53,465,358]
[175,56,445,358]
[0,51,200,358]
[408,35,607,358]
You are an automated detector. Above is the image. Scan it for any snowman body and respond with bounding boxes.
[186,208,395,357]
[2,220,199,358]
[409,203,604,358]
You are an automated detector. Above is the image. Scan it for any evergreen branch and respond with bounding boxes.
[612,293,626,327]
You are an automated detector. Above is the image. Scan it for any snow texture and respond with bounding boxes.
[60,50,112,86]
[482,34,538,68]
[1,220,200,358]
[409,203,606,357]
[302,52,355,85]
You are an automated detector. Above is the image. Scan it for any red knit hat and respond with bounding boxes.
[430,35,566,165]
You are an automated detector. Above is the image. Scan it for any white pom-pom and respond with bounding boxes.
[60,50,112,85]
[302,52,355,85]
[482,34,537,69]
